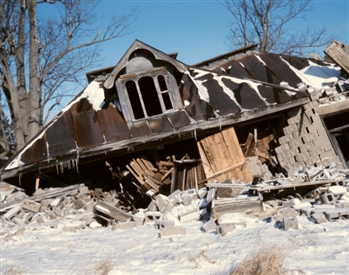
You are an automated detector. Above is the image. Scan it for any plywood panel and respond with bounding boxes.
[198,126,252,183]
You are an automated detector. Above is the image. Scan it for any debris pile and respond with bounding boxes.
[1,162,348,237]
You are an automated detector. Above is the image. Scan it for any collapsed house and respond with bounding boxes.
[0,40,349,214]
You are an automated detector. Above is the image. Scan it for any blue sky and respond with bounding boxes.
[92,0,349,69]
[39,0,349,119]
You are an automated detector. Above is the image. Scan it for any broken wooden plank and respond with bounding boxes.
[242,133,254,157]
[212,197,263,218]
[126,164,145,186]
[258,151,271,160]
[324,41,349,74]
[144,176,160,192]
[198,162,245,185]
[161,155,186,182]
[207,179,344,192]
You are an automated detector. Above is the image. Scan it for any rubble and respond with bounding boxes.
[0,160,348,238]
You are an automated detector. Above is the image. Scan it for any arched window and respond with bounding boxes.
[122,67,177,120]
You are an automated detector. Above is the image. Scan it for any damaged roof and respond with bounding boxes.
[0,40,342,180]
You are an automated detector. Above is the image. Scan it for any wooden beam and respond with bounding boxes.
[198,162,245,185]
[243,133,254,157]
[324,41,349,74]
[328,124,349,133]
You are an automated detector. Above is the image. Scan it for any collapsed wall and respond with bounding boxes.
[275,101,341,176]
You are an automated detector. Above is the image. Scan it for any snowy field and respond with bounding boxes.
[1,214,348,275]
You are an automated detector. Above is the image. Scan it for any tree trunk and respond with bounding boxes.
[27,0,41,142]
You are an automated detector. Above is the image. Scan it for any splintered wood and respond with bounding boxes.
[198,126,252,183]
[126,156,172,196]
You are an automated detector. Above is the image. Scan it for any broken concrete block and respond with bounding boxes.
[206,188,216,203]
[168,189,182,205]
[74,198,85,210]
[312,212,328,224]
[197,188,208,199]
[115,221,137,230]
[79,185,90,195]
[179,211,200,223]
[155,219,175,229]
[74,212,95,224]
[182,195,192,206]
[94,201,133,222]
[147,200,157,211]
[33,188,46,196]
[22,212,34,224]
[61,204,74,216]
[328,186,346,195]
[12,217,26,226]
[3,206,22,220]
[50,197,63,208]
[274,208,299,222]
[144,211,162,225]
[217,224,235,236]
[156,194,172,213]
[336,201,349,208]
[160,227,186,237]
[82,200,95,212]
[133,210,145,226]
[104,193,114,204]
[320,193,337,204]
[283,216,299,230]
[180,189,196,199]
[324,208,349,221]
[282,198,301,208]
[63,221,85,232]
[293,202,312,211]
[177,203,198,217]
[41,199,54,209]
[203,219,217,233]
[5,191,28,203]
[89,220,102,229]
[22,199,41,213]
[300,206,315,217]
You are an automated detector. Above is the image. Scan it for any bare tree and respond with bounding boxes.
[0,0,137,153]
[221,0,332,56]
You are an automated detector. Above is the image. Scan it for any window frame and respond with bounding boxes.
[116,67,181,123]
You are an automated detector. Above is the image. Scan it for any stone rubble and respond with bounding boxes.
[1,162,348,238]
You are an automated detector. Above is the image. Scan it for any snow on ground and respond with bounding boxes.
[1,214,348,275]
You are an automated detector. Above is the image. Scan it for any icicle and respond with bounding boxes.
[218,116,222,132]
[56,164,59,175]
[18,173,22,186]
[60,162,64,174]
[75,158,79,174]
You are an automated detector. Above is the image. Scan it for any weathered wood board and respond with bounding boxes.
[198,127,252,183]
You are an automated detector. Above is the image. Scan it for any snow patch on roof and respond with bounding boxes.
[281,58,341,89]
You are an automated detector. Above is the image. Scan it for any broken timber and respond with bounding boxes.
[211,197,263,219]
[206,179,345,192]
[324,41,349,75]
